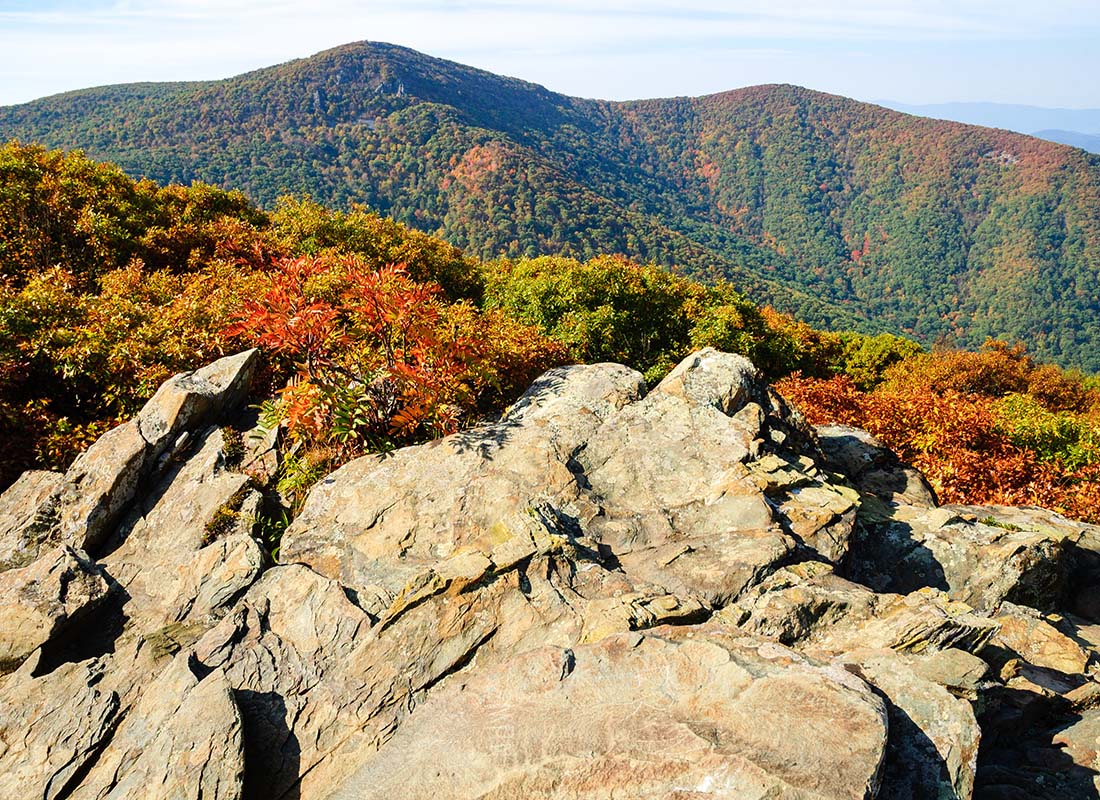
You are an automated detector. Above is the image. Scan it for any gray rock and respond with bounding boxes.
[0,544,110,672]
[56,349,259,554]
[720,561,999,656]
[325,628,890,800]
[281,362,645,598]
[102,426,261,634]
[0,470,63,571]
[848,502,1080,612]
[578,349,797,605]
[843,648,981,800]
[68,656,244,800]
[817,424,937,507]
[0,658,120,799]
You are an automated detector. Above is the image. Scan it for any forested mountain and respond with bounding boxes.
[4,41,1100,368]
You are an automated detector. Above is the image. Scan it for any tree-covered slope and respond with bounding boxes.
[3,42,1100,368]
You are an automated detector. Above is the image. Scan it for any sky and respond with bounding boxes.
[1,1,1099,109]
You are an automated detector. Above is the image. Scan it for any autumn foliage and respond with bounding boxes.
[226,254,565,460]
[777,342,1100,522]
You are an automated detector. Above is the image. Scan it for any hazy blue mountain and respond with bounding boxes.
[1031,129,1100,154]
[882,101,1100,138]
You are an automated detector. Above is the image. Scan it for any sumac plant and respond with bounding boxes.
[227,254,561,459]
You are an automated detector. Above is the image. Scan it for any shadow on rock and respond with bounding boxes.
[32,581,130,677]
[976,687,1100,799]
[842,517,949,595]
[876,702,957,800]
[237,689,302,800]
[448,370,568,460]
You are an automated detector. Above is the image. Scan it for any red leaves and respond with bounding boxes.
[224,256,347,369]
[226,255,563,457]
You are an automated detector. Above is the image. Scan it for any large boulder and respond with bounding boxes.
[281,362,645,598]
[576,350,802,605]
[721,561,1000,657]
[56,349,259,554]
[816,424,937,507]
[102,426,263,634]
[846,502,1081,613]
[324,628,890,800]
[843,648,982,800]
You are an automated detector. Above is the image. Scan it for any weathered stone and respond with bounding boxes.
[993,602,1094,676]
[0,469,63,571]
[326,628,889,800]
[0,658,120,799]
[191,565,375,799]
[55,349,258,553]
[848,502,1079,612]
[102,427,260,633]
[2,348,1098,799]
[910,646,990,700]
[778,481,860,562]
[135,349,259,454]
[56,421,150,554]
[977,696,1100,798]
[721,562,999,657]
[817,424,937,507]
[281,362,645,597]
[0,544,110,672]
[69,656,244,800]
[843,648,981,800]
[578,350,798,605]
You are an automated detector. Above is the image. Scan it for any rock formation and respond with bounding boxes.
[1,347,1098,798]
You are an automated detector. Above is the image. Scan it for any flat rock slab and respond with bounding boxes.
[0,659,120,800]
[281,362,645,598]
[324,628,889,800]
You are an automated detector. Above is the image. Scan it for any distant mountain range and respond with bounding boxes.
[883,101,1100,154]
[3,42,1100,369]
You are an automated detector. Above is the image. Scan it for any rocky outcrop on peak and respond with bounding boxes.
[1,347,1099,799]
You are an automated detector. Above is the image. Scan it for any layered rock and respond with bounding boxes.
[1,348,1099,799]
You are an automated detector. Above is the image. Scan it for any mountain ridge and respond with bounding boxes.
[4,41,1100,368]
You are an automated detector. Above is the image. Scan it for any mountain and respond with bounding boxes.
[883,101,1100,154]
[4,42,1100,368]
[1034,129,1100,154]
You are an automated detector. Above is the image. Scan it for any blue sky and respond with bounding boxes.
[1,0,1099,108]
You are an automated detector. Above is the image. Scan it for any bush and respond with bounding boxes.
[226,254,565,459]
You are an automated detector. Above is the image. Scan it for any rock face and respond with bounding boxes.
[0,545,109,672]
[329,629,889,800]
[1,347,1099,799]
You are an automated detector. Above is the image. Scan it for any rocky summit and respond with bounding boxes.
[1,347,1099,799]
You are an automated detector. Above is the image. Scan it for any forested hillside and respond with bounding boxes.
[4,42,1100,368]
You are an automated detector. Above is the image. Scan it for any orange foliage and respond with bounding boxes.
[227,254,566,455]
[777,370,1100,522]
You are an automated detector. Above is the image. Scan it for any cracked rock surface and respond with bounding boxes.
[1,348,1099,799]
